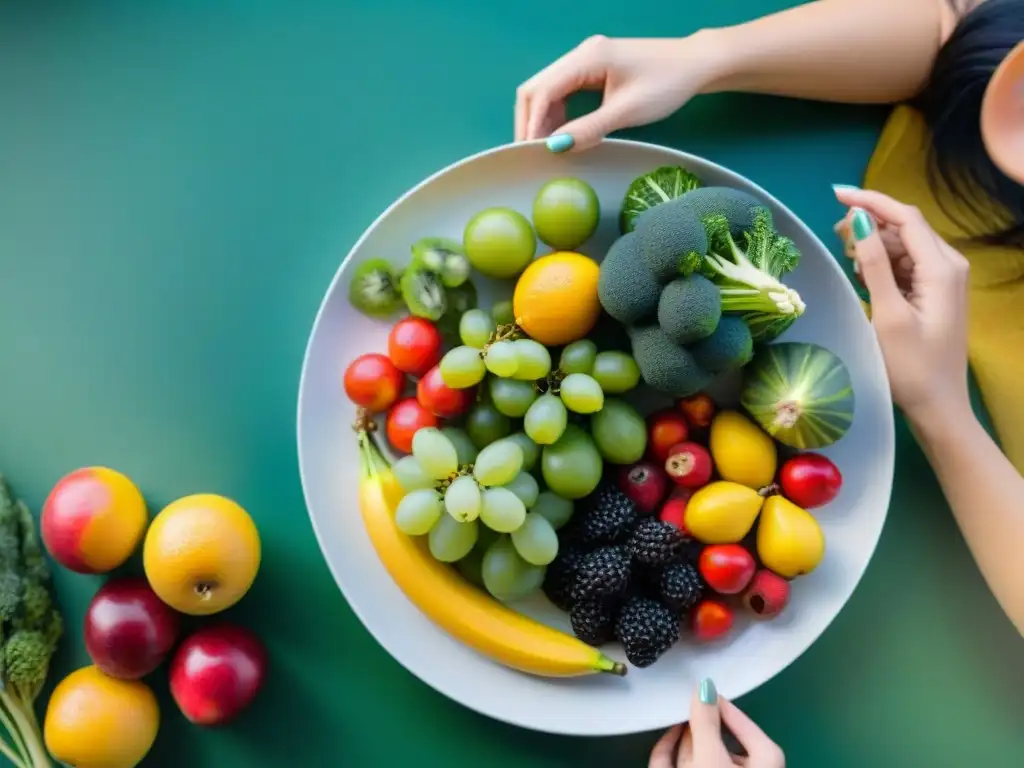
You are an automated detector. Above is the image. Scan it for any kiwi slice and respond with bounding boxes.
[400,265,448,321]
[348,258,402,317]
[412,237,469,288]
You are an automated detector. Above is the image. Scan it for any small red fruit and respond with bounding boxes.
[386,398,438,454]
[779,453,843,509]
[665,442,713,489]
[388,317,443,377]
[617,461,669,514]
[698,544,757,595]
[742,569,791,619]
[692,599,734,642]
[343,353,406,413]
[647,410,690,464]
[677,394,717,430]
[658,492,691,533]
[416,365,474,418]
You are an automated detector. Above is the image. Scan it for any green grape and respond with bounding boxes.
[559,339,597,375]
[412,428,458,480]
[484,340,519,377]
[479,487,528,533]
[440,427,478,466]
[466,404,512,449]
[475,523,501,553]
[510,512,559,566]
[489,376,537,418]
[442,253,471,287]
[512,339,552,381]
[559,373,605,414]
[428,515,478,563]
[492,299,515,327]
[481,537,546,601]
[501,472,539,508]
[473,440,524,487]
[445,475,482,522]
[393,456,435,492]
[395,489,444,536]
[459,308,495,349]
[455,546,485,588]
[439,346,486,389]
[505,432,540,472]
[532,491,575,531]
[524,393,568,445]
[591,398,647,465]
[541,424,603,500]
[591,351,641,394]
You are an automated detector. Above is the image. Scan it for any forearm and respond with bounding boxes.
[909,401,1024,635]
[694,0,954,104]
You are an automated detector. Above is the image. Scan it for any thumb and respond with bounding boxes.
[550,99,633,152]
[689,677,724,763]
[849,208,904,311]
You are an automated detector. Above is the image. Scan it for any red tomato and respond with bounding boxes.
[647,410,690,464]
[386,398,438,454]
[779,453,843,509]
[416,366,473,419]
[343,354,405,413]
[388,317,443,377]
[691,599,734,643]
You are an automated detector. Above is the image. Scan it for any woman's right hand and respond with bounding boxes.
[514,35,720,152]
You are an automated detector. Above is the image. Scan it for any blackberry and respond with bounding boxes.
[542,548,586,611]
[571,546,632,602]
[626,518,684,567]
[615,596,680,668]
[570,597,618,646]
[657,563,704,612]
[575,485,638,547]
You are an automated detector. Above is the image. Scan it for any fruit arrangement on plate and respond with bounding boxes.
[344,165,855,675]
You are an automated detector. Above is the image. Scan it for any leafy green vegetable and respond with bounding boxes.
[0,475,64,768]
[686,208,804,344]
[620,166,702,233]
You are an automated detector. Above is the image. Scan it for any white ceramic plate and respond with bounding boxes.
[296,139,895,736]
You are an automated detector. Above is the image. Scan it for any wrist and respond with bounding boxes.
[903,394,978,445]
[684,28,741,95]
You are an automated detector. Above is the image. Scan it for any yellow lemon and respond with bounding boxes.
[143,493,261,615]
[45,665,159,768]
[512,252,601,346]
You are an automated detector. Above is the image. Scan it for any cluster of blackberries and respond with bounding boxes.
[542,485,705,668]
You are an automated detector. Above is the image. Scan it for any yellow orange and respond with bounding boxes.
[44,665,159,768]
[143,493,261,615]
[512,251,601,346]
[41,467,148,574]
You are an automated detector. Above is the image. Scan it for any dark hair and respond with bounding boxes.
[913,0,1024,247]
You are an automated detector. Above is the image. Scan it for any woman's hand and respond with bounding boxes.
[514,35,720,152]
[649,679,785,767]
[833,186,972,424]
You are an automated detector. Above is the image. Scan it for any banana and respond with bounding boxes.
[356,430,626,678]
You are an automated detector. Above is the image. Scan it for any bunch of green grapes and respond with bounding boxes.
[438,308,553,390]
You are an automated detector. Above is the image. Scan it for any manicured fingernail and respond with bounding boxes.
[851,208,875,241]
[833,184,859,193]
[546,134,574,153]
[699,678,718,705]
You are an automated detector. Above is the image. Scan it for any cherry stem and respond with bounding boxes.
[352,408,377,434]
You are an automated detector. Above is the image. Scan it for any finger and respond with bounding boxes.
[850,210,909,312]
[648,724,683,768]
[718,699,780,757]
[689,678,724,764]
[550,96,635,151]
[520,45,606,141]
[515,90,529,142]
[678,726,694,765]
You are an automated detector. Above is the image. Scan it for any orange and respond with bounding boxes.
[512,251,601,346]
[44,665,159,768]
[143,493,261,616]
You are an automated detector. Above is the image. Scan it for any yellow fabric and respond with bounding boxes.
[864,106,1024,470]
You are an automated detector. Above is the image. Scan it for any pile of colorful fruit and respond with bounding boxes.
[38,468,266,768]
[344,164,856,677]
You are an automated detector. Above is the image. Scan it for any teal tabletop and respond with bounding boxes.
[1,2,1022,766]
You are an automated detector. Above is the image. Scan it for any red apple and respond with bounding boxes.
[84,577,180,679]
[647,410,689,464]
[742,569,791,619]
[170,624,267,726]
[617,461,669,514]
[698,544,757,595]
[692,599,734,642]
[779,453,843,509]
[664,442,713,489]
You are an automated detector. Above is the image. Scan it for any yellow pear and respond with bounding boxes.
[756,495,825,578]
[710,411,778,490]
[684,481,764,544]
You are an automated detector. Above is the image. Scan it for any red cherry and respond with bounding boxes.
[416,365,474,418]
[386,398,438,454]
[698,544,757,595]
[343,353,406,413]
[676,394,717,430]
[647,410,690,464]
[388,317,443,377]
[779,453,843,509]
[692,599,735,642]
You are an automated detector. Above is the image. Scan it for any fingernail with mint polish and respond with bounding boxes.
[546,134,574,153]
[699,677,718,705]
[833,184,860,193]
[851,208,875,241]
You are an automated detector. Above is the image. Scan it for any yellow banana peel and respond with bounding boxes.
[356,427,626,678]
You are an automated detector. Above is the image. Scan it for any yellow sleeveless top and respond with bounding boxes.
[864,106,1024,470]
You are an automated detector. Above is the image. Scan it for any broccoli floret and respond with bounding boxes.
[620,166,703,233]
[657,276,722,345]
[629,325,713,398]
[674,187,769,239]
[634,198,709,283]
[3,630,53,705]
[690,316,754,373]
[597,233,662,326]
[692,208,805,344]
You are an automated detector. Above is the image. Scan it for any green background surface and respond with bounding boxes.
[1,1,1022,766]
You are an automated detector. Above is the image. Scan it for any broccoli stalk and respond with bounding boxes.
[693,209,806,344]
[0,477,62,768]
